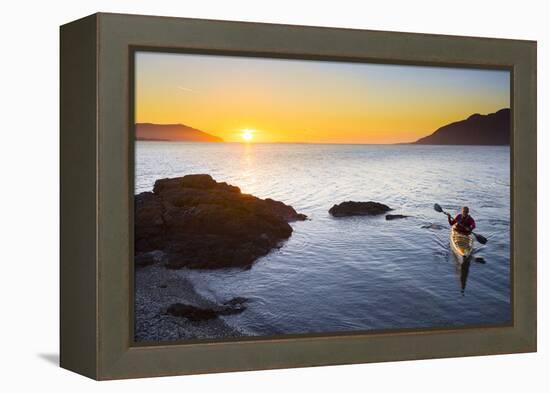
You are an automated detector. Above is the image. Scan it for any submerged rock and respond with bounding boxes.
[385,214,409,220]
[223,297,249,308]
[421,223,445,230]
[135,174,307,269]
[329,201,392,217]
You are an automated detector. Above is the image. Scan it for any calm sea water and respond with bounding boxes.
[136,142,511,336]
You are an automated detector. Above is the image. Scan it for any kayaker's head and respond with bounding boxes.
[461,206,470,217]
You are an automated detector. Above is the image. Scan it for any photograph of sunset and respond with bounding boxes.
[133,51,511,343]
[135,52,509,144]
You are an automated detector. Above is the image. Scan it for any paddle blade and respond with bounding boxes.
[434,203,443,213]
[473,232,488,244]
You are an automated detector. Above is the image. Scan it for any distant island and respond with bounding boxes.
[413,108,510,145]
[136,123,223,142]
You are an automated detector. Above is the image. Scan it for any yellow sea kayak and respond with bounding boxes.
[450,226,474,261]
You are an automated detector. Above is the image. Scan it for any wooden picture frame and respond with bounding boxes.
[60,12,536,380]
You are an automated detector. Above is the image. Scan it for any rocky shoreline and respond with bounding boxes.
[135,264,244,342]
[135,174,411,342]
[135,174,308,342]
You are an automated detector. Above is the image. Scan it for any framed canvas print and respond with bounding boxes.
[60,13,537,380]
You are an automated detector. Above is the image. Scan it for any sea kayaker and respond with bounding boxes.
[446,206,476,235]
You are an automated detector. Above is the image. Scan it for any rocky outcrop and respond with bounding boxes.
[385,214,409,220]
[167,298,249,321]
[413,108,510,145]
[135,174,307,269]
[329,201,392,217]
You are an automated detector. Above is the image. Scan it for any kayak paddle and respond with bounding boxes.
[433,203,488,245]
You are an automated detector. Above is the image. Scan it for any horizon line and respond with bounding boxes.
[136,140,510,147]
[135,106,510,145]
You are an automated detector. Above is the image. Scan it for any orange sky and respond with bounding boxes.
[135,52,510,144]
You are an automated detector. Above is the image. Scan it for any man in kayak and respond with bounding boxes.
[446,206,476,235]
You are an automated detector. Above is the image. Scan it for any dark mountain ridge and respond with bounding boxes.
[136,123,223,142]
[413,108,510,145]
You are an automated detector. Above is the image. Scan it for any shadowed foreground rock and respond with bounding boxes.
[135,174,307,269]
[167,298,248,321]
[329,201,392,217]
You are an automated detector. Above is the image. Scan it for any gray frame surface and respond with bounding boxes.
[60,12,537,380]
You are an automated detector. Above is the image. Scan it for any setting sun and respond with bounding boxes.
[241,129,255,142]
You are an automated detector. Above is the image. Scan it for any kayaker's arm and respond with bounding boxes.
[462,217,476,233]
[446,213,456,226]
